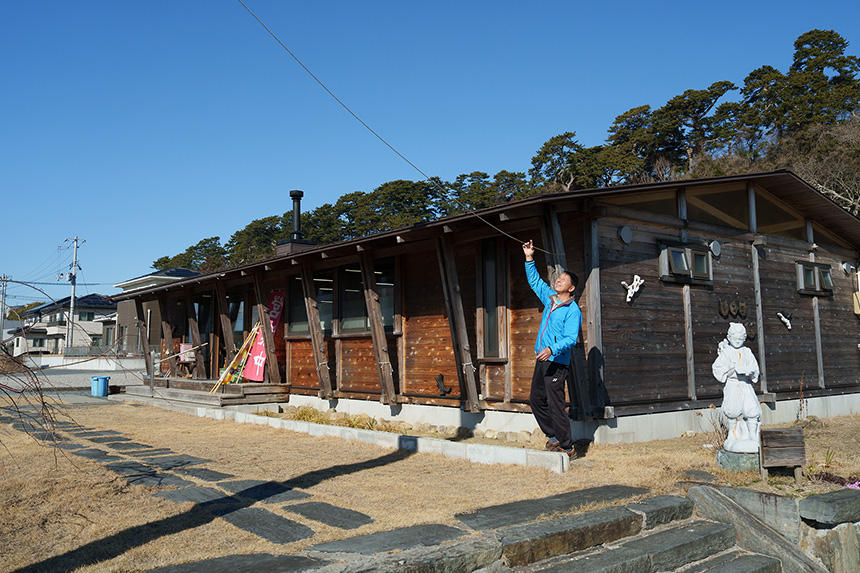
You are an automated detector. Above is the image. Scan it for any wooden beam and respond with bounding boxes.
[583,218,602,418]
[807,222,825,389]
[214,280,236,367]
[436,235,481,412]
[748,183,768,394]
[157,294,177,376]
[300,264,333,398]
[252,271,281,385]
[359,252,398,404]
[134,298,153,381]
[184,292,206,379]
[682,284,696,400]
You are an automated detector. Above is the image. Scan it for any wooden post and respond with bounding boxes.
[157,294,177,376]
[748,183,768,393]
[436,235,481,412]
[134,298,153,381]
[184,292,206,378]
[252,271,281,385]
[214,281,236,367]
[807,221,825,388]
[300,265,333,398]
[682,284,696,400]
[359,252,398,404]
[584,218,602,417]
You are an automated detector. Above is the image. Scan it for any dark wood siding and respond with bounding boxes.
[690,238,757,400]
[508,226,546,401]
[814,250,860,389]
[287,339,318,393]
[759,243,818,393]
[599,219,689,404]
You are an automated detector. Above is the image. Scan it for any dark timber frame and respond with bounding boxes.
[359,252,397,403]
[157,294,177,376]
[252,271,281,385]
[184,290,206,378]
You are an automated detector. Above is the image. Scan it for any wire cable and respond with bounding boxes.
[235,0,558,256]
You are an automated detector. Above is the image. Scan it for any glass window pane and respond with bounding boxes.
[375,258,396,329]
[692,252,709,276]
[803,266,816,290]
[482,240,499,357]
[755,191,805,241]
[669,249,689,274]
[687,185,749,229]
[603,189,678,217]
[287,277,308,333]
[819,268,833,290]
[316,275,334,332]
[339,268,366,330]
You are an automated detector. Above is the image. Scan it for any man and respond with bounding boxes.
[522,240,582,459]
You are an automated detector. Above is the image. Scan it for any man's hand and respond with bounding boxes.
[536,347,552,361]
[522,240,535,262]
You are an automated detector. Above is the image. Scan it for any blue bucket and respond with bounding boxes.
[90,376,110,397]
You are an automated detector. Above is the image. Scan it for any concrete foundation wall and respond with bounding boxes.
[286,391,860,444]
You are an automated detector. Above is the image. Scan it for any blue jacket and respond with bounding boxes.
[525,260,582,366]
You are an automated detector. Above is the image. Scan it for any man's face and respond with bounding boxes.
[554,272,575,296]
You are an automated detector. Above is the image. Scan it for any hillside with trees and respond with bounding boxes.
[153,29,859,272]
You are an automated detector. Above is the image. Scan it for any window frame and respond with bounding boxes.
[659,242,713,285]
[796,261,834,296]
[476,237,508,364]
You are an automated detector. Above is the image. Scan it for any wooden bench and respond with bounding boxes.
[760,427,806,483]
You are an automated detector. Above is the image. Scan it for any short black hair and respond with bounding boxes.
[560,269,579,289]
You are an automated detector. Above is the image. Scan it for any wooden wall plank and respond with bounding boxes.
[134,298,153,380]
[214,281,236,367]
[184,292,206,379]
[157,294,177,376]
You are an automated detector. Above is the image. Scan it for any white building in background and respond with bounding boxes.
[10,294,116,357]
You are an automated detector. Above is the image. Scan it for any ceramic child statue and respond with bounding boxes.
[712,322,762,453]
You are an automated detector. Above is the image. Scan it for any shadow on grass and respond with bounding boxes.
[14,449,414,573]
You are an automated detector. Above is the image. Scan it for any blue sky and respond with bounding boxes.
[1,1,858,305]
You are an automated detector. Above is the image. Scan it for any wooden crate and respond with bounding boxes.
[760,427,805,483]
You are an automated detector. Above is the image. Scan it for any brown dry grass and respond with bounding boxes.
[1,398,858,572]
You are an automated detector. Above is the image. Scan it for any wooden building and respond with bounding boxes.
[113,171,860,426]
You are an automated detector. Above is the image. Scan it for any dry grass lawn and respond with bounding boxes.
[1,396,858,572]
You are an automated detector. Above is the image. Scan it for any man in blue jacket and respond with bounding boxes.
[522,240,582,459]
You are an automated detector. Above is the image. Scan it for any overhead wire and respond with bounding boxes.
[235,0,558,256]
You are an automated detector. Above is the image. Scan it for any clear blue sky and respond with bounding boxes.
[2,1,858,305]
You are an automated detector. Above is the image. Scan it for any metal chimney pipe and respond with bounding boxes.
[290,189,304,241]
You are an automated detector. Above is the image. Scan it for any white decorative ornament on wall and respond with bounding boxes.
[621,274,644,303]
[776,312,792,330]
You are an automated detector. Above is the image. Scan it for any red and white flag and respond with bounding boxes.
[242,289,285,382]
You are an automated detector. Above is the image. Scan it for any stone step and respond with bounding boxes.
[680,549,782,573]
[620,520,736,572]
[521,520,736,573]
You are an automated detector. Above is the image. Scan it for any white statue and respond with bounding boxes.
[712,323,762,453]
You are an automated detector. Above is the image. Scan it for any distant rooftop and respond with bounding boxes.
[24,294,116,316]
[114,267,201,291]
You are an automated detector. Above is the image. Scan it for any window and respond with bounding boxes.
[796,262,834,296]
[659,243,712,283]
[104,326,114,345]
[481,239,500,357]
[287,273,334,334]
[338,259,395,333]
[32,338,45,348]
[686,185,749,230]
[79,311,94,321]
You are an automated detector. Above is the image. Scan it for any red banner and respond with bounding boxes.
[242,289,286,382]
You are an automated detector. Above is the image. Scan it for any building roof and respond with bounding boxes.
[114,267,201,291]
[112,170,860,302]
[24,294,116,316]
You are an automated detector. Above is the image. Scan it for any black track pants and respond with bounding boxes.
[529,360,571,450]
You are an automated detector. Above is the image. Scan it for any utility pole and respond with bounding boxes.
[0,274,7,342]
[65,237,83,351]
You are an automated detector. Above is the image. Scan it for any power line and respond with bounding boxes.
[235,1,557,256]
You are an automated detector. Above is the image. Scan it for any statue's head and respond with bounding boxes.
[726,322,747,348]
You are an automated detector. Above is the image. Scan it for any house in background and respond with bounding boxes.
[12,294,116,357]
[114,268,201,353]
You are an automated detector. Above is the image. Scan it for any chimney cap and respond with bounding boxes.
[290,189,304,199]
